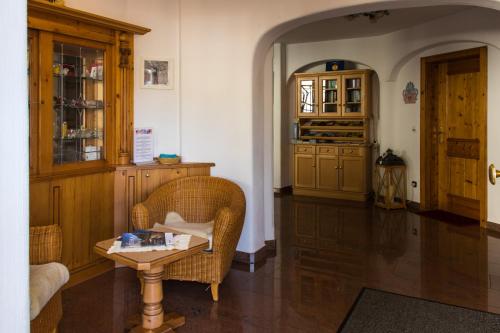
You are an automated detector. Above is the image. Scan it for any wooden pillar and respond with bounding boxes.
[118,32,132,165]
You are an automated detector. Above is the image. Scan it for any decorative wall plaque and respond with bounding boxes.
[402,81,418,104]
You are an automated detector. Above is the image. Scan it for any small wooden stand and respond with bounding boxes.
[375,164,407,210]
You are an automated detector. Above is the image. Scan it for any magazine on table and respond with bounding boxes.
[119,230,170,248]
[106,230,192,254]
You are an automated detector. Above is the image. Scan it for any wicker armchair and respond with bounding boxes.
[132,176,246,301]
[30,225,64,333]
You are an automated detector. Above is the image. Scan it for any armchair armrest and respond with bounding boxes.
[132,203,151,230]
[29,225,62,265]
[212,206,244,276]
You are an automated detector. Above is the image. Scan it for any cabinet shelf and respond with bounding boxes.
[53,103,104,110]
[301,136,364,141]
[54,136,103,141]
[301,126,365,131]
[53,74,103,82]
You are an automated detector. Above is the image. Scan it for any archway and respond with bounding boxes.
[252,1,500,247]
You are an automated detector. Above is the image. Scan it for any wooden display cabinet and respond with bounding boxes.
[293,69,373,202]
[28,1,151,286]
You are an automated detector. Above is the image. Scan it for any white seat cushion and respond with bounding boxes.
[30,262,69,320]
[162,212,214,250]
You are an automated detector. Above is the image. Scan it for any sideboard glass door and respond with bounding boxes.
[319,75,341,117]
[342,74,365,117]
[297,76,318,117]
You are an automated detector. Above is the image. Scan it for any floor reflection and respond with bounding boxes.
[60,195,500,332]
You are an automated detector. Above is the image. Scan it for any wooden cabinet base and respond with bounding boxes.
[293,187,370,202]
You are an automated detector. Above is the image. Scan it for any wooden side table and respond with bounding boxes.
[374,164,407,210]
[94,233,208,332]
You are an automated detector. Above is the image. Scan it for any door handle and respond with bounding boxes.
[432,126,445,144]
[489,164,500,185]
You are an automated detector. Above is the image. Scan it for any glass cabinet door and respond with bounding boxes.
[342,74,365,117]
[319,75,341,117]
[297,76,318,117]
[52,41,105,164]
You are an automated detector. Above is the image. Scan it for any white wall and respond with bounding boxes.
[282,7,500,222]
[67,0,181,155]
[0,1,29,331]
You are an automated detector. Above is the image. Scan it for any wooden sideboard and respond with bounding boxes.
[114,163,215,237]
[294,144,371,201]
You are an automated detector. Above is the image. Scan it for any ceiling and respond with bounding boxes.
[279,6,469,44]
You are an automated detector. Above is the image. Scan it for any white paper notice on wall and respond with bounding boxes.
[133,128,154,164]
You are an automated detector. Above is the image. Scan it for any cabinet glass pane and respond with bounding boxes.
[300,79,315,113]
[322,78,338,114]
[344,78,361,114]
[52,42,105,164]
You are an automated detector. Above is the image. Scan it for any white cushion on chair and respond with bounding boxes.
[162,212,214,250]
[30,262,69,320]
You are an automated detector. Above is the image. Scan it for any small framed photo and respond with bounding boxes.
[141,58,173,89]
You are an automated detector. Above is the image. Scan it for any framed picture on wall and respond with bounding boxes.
[140,58,174,89]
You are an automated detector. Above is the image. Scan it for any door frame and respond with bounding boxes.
[420,46,487,226]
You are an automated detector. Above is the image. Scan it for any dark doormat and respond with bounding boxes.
[417,209,479,226]
[338,288,500,333]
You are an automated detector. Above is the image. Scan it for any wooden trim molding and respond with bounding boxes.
[274,186,292,197]
[406,200,421,213]
[487,221,500,234]
[28,0,151,35]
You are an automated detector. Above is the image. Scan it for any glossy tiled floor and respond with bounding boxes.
[60,195,500,332]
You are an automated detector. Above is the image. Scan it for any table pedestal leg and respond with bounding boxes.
[130,266,185,333]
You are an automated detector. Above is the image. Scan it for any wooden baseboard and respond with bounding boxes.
[487,221,500,235]
[233,240,276,266]
[293,188,369,201]
[64,260,114,289]
[406,200,421,213]
[274,186,292,197]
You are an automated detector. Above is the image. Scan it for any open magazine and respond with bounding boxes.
[119,230,167,248]
[107,230,191,254]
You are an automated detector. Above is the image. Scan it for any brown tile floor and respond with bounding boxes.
[60,195,500,332]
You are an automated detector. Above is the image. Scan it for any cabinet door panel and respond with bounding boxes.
[30,181,51,226]
[294,154,316,188]
[140,168,188,201]
[55,172,114,272]
[319,75,342,117]
[316,155,339,190]
[340,157,365,193]
[297,76,318,117]
[341,73,367,118]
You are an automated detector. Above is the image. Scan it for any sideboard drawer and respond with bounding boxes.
[316,146,338,155]
[340,147,362,156]
[295,145,315,154]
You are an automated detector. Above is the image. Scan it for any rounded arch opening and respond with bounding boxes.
[250,0,500,250]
